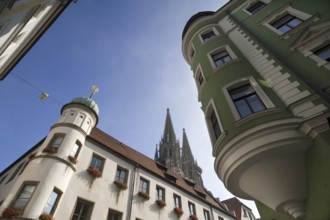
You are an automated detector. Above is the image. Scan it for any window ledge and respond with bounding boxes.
[212,58,241,73]
[234,108,281,127]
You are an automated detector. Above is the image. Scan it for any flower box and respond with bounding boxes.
[68,155,78,164]
[42,147,58,154]
[39,212,54,220]
[173,207,183,216]
[156,199,166,208]
[86,167,102,178]
[114,180,128,190]
[138,191,150,200]
[1,207,24,218]
[190,214,198,220]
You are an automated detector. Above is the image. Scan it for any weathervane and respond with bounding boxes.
[89,85,99,98]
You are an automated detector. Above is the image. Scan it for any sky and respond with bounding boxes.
[0,0,259,218]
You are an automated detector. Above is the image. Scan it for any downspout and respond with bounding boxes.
[127,163,139,220]
[227,12,330,104]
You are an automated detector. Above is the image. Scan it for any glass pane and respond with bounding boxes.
[230,85,254,100]
[44,191,59,213]
[314,44,330,61]
[235,100,252,118]
[247,95,265,113]
[51,136,63,148]
[287,18,302,28]
[70,143,80,157]
[13,185,36,208]
[247,2,266,14]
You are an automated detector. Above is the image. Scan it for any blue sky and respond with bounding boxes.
[0,0,259,217]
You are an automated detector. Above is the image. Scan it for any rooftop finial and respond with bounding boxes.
[89,85,99,98]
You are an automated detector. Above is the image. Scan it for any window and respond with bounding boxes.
[246,1,266,14]
[156,185,165,201]
[210,109,221,140]
[71,198,93,220]
[190,47,195,59]
[243,209,248,217]
[6,163,24,184]
[0,174,8,185]
[12,183,37,209]
[70,141,82,158]
[107,209,122,220]
[197,72,204,86]
[188,201,196,215]
[211,50,232,67]
[313,44,330,62]
[218,217,224,220]
[203,209,211,220]
[271,14,303,34]
[139,177,149,194]
[201,31,216,42]
[89,154,104,172]
[229,84,266,118]
[48,134,65,149]
[43,188,62,214]
[173,194,182,208]
[115,166,128,183]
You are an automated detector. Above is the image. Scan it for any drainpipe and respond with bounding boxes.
[127,163,139,220]
[210,205,215,220]
[227,13,330,104]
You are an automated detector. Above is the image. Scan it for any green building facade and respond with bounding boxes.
[182,0,330,219]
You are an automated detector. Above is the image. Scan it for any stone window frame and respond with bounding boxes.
[115,166,129,184]
[194,64,206,101]
[204,99,226,148]
[11,181,38,210]
[199,26,220,43]
[43,188,62,215]
[207,45,238,71]
[262,5,316,39]
[243,0,271,15]
[71,197,94,220]
[223,76,275,123]
[107,208,122,220]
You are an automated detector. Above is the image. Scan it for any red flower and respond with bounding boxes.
[190,214,198,220]
[42,147,58,154]
[2,207,24,218]
[174,207,183,216]
[87,167,102,178]
[68,155,78,164]
[138,191,150,200]
[156,199,166,207]
[114,180,128,190]
[39,212,54,220]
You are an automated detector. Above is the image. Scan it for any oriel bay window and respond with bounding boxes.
[229,84,266,118]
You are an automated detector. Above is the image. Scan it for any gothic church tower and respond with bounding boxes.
[155,109,203,187]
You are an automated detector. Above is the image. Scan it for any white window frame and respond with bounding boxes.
[243,0,271,15]
[204,99,225,149]
[194,64,206,101]
[263,6,314,38]
[188,44,196,63]
[199,27,220,43]
[208,45,238,70]
[223,76,275,122]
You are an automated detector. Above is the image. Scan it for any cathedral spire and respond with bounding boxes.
[181,128,204,187]
[163,108,176,143]
[156,109,182,174]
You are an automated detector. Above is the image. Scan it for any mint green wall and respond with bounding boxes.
[190,23,292,154]
[231,0,330,95]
